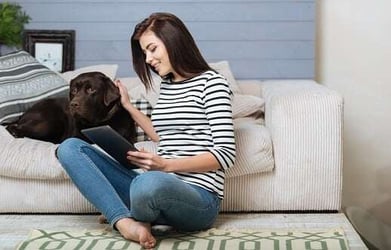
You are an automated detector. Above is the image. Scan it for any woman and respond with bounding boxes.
[57,12,236,249]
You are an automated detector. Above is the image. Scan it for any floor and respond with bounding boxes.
[0,212,367,250]
[346,206,391,249]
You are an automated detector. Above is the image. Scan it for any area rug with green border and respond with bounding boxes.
[16,227,349,250]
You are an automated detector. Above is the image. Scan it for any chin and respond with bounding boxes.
[158,71,169,78]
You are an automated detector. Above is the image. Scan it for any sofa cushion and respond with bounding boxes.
[131,99,153,142]
[0,51,69,124]
[232,94,264,119]
[209,61,241,94]
[121,76,161,107]
[0,125,66,179]
[0,117,274,179]
[226,118,274,177]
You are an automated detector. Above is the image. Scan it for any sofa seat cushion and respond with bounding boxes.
[0,125,66,180]
[0,126,159,180]
[0,117,274,180]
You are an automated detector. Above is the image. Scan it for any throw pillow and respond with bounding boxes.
[226,118,274,177]
[61,64,118,83]
[0,50,69,124]
[232,94,265,119]
[209,61,241,94]
[124,76,161,107]
[131,99,153,142]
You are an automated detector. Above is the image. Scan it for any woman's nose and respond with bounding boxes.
[145,52,152,64]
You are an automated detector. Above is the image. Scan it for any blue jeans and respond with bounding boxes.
[56,138,221,231]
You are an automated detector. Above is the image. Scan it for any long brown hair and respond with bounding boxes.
[131,12,212,89]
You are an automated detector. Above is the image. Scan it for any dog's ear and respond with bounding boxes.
[103,77,120,106]
[69,78,77,99]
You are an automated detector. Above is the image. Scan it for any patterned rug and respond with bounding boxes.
[16,228,349,250]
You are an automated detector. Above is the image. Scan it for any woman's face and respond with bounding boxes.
[139,30,180,80]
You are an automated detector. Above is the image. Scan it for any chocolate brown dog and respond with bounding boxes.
[6,72,136,144]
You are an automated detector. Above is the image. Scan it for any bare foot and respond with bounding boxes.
[115,218,156,249]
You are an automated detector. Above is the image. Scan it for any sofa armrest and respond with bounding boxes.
[261,80,343,210]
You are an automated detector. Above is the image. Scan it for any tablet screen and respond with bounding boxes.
[81,125,138,169]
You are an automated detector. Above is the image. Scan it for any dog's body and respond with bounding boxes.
[6,72,136,144]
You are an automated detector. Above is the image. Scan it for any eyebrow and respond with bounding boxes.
[144,43,154,51]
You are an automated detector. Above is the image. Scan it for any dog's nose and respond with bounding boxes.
[70,101,79,108]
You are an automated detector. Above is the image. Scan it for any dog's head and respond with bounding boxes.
[69,72,120,125]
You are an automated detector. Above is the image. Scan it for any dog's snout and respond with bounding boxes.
[70,101,79,108]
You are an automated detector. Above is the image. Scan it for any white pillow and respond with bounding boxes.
[226,118,274,177]
[126,76,161,107]
[209,61,241,94]
[232,94,264,119]
[61,64,118,83]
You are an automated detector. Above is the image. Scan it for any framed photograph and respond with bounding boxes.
[23,30,75,73]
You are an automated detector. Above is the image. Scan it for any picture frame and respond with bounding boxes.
[23,29,75,73]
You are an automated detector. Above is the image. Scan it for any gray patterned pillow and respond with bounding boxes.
[0,50,69,124]
[131,99,153,142]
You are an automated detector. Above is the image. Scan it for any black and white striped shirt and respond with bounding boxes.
[151,70,236,199]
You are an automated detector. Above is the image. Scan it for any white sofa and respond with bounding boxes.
[0,52,343,213]
[0,81,343,213]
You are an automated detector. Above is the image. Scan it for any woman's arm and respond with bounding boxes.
[127,150,221,172]
[115,80,159,142]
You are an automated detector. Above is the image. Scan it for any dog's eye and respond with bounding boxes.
[70,88,77,95]
[86,88,96,94]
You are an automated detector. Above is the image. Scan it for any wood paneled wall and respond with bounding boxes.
[17,0,315,79]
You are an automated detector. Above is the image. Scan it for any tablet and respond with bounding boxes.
[81,125,138,169]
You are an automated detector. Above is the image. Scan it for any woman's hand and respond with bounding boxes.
[126,149,169,171]
[114,79,132,110]
[114,79,160,142]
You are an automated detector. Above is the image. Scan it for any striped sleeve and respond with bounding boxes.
[203,74,236,170]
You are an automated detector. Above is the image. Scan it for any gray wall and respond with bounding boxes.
[17,0,315,79]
